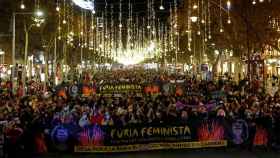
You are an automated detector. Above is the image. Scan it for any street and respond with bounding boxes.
[36,149,280,158]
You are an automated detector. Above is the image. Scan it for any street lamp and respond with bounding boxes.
[12,9,44,93]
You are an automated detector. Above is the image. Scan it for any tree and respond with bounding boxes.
[177,0,280,78]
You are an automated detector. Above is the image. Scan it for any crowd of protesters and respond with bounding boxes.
[0,70,280,156]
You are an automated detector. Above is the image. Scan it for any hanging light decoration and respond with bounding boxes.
[66,2,74,47]
[169,3,174,52]
[201,0,206,25]
[56,0,60,12]
[174,0,179,66]
[187,0,192,52]
[159,0,164,10]
[62,0,67,24]
[183,0,232,64]
[227,1,231,24]
[219,0,224,33]
[46,0,234,66]
[20,0,25,10]
[252,0,257,5]
[118,0,123,52]
[203,1,208,43]
[57,9,61,40]
[201,19,205,24]
[56,6,60,12]
[207,0,212,39]
[33,0,44,25]
[197,0,201,36]
[127,0,132,51]
[227,0,231,9]
[190,0,198,24]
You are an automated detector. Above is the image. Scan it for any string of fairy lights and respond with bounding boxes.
[186,0,232,64]
[18,0,238,66]
[252,0,272,5]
